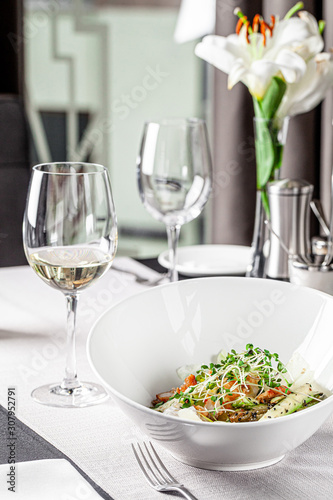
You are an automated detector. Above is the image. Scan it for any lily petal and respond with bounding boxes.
[247,51,305,99]
[277,53,333,117]
[247,60,284,98]
[275,49,307,83]
[265,15,323,60]
[298,11,320,35]
[289,35,324,61]
[195,35,250,75]
[228,59,248,90]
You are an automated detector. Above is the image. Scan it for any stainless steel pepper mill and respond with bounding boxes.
[266,179,313,280]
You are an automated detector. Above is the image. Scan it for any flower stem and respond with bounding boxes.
[284,2,304,20]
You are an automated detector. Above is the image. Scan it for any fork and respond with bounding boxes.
[131,442,199,499]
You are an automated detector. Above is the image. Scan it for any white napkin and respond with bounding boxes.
[0,459,103,500]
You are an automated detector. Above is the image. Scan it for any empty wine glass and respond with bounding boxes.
[137,118,212,281]
[23,162,117,408]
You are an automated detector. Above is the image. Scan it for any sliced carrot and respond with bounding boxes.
[180,374,197,393]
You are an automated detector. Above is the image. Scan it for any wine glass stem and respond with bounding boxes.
[61,293,80,391]
[166,224,180,282]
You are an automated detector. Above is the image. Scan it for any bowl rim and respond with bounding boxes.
[87,276,333,428]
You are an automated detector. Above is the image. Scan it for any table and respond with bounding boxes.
[0,258,333,499]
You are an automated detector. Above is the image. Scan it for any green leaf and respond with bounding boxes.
[261,189,270,218]
[253,89,287,219]
[261,76,287,119]
[253,97,264,119]
[255,119,275,188]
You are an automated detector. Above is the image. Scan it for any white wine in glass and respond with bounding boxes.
[23,162,117,408]
[137,118,212,281]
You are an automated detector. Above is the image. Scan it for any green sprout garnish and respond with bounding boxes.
[163,345,292,419]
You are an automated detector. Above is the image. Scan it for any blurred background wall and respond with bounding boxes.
[1,0,332,264]
[23,0,209,258]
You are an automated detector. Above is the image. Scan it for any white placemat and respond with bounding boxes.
[0,259,333,500]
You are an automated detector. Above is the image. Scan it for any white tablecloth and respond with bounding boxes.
[0,259,333,499]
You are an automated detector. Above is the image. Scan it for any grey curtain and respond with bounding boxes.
[212,0,332,245]
[0,0,29,266]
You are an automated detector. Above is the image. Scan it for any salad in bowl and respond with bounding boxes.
[87,276,333,470]
[152,344,328,423]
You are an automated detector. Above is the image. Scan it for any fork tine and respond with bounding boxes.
[134,442,167,487]
[132,442,198,500]
[131,443,155,487]
[132,441,177,485]
[140,443,170,485]
[147,442,177,483]
[137,443,161,485]
[142,442,172,484]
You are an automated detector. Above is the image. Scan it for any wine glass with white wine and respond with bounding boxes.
[137,118,212,281]
[23,162,117,408]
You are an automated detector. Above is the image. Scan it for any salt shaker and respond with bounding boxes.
[266,179,313,280]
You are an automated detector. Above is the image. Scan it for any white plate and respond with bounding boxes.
[158,244,251,276]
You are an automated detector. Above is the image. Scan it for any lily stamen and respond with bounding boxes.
[261,17,275,46]
[236,16,248,35]
[252,14,261,33]
[260,22,267,46]
[265,21,273,36]
[234,7,253,39]
[235,9,276,46]
[244,21,250,43]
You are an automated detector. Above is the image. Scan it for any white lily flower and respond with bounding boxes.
[277,52,333,117]
[265,12,323,60]
[195,9,326,100]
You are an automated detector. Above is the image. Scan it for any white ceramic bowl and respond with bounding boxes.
[87,277,333,471]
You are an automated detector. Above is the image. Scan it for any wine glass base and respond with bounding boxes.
[31,382,109,408]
